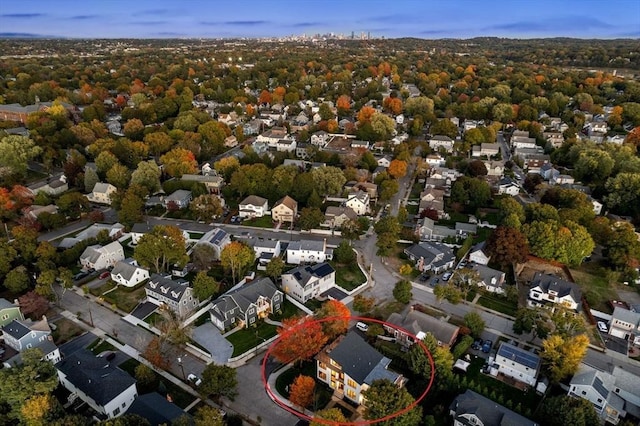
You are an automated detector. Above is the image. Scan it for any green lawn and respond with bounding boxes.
[271,299,303,321]
[226,321,278,357]
[242,215,274,228]
[144,312,163,326]
[101,285,147,312]
[90,280,117,296]
[477,293,517,317]
[88,338,116,354]
[304,298,324,312]
[330,261,366,291]
[406,204,419,215]
[275,361,333,411]
[570,263,618,312]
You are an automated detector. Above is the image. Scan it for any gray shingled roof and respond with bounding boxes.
[211,277,279,316]
[240,195,268,206]
[449,390,539,426]
[387,310,459,346]
[56,349,136,406]
[2,319,30,339]
[612,306,640,327]
[530,272,582,301]
[285,262,335,289]
[146,274,190,302]
[327,331,396,385]
[111,258,142,281]
[126,393,188,424]
[0,298,17,310]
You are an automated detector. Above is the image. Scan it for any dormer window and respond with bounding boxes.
[161,287,169,294]
[171,291,180,298]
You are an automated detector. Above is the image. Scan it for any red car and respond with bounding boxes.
[99,271,110,279]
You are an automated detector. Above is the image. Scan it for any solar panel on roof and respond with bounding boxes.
[314,263,334,277]
[593,377,609,398]
[498,343,540,369]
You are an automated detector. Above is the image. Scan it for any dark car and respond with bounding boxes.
[471,339,482,350]
[419,274,430,282]
[99,271,110,279]
[482,340,493,353]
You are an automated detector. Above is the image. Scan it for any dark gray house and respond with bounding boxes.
[209,277,283,331]
[449,390,538,426]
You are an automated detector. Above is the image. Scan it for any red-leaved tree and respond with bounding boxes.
[272,317,328,364]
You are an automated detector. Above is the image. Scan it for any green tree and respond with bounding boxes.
[160,148,198,178]
[56,192,90,219]
[189,194,223,222]
[192,271,220,301]
[450,177,491,212]
[134,364,157,391]
[370,112,396,140]
[310,408,348,426]
[408,332,454,383]
[5,266,31,293]
[95,151,119,176]
[380,179,400,202]
[492,103,514,125]
[130,160,162,194]
[311,166,346,196]
[363,379,423,426]
[84,167,99,193]
[298,207,324,231]
[405,96,434,117]
[134,225,189,273]
[106,163,131,189]
[537,395,599,426]
[430,118,458,139]
[0,239,17,279]
[144,131,174,156]
[433,283,463,304]
[200,363,238,401]
[540,334,589,383]
[393,280,413,304]
[118,190,144,228]
[333,240,356,263]
[464,312,485,338]
[0,135,42,180]
[605,172,640,217]
[220,241,255,284]
[194,405,225,426]
[265,257,285,281]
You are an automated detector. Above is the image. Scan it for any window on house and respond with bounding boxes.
[250,317,255,324]
[347,389,356,399]
[122,402,126,408]
[113,408,120,416]
[1,314,8,320]
[597,398,602,403]
[318,371,327,381]
[582,391,587,395]
[347,379,356,388]
[27,344,32,348]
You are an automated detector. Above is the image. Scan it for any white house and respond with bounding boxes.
[281,262,336,303]
[87,182,117,205]
[317,331,405,405]
[287,239,333,265]
[163,189,192,209]
[589,196,603,215]
[79,241,125,271]
[551,174,575,185]
[493,342,541,387]
[249,238,281,269]
[608,306,640,346]
[497,177,520,196]
[110,258,150,288]
[528,272,582,312]
[310,130,330,148]
[345,191,370,216]
[324,206,358,229]
[238,195,268,218]
[145,273,199,316]
[429,135,454,152]
[377,155,392,168]
[196,228,231,261]
[28,174,69,196]
[404,242,456,274]
[425,154,445,167]
[56,349,138,419]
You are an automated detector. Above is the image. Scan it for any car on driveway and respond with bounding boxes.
[99,271,110,279]
[597,321,609,333]
[442,272,453,281]
[187,374,202,387]
[481,340,493,353]
[419,274,430,282]
[471,339,482,350]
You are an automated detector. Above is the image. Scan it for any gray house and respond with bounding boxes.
[404,242,456,273]
[209,277,283,331]
[163,189,192,209]
[2,316,61,366]
[145,274,199,317]
[450,390,538,426]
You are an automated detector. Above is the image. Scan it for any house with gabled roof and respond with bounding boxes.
[239,195,268,218]
[80,241,125,271]
[316,331,405,405]
[0,298,23,328]
[569,364,640,424]
[345,190,370,216]
[468,241,491,265]
[287,239,333,265]
[450,390,539,426]
[56,349,138,419]
[126,393,189,425]
[281,262,336,303]
[404,241,456,274]
[497,177,520,196]
[468,263,506,294]
[386,310,460,347]
[272,195,297,223]
[196,228,231,261]
[2,316,61,367]
[493,342,541,387]
[324,206,358,229]
[163,189,192,209]
[110,258,149,288]
[209,277,283,331]
[429,135,454,152]
[609,306,640,346]
[181,173,224,194]
[528,272,582,312]
[28,174,69,196]
[247,238,281,269]
[145,274,199,316]
[87,182,117,205]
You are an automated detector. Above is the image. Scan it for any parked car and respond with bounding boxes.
[187,374,202,387]
[482,340,493,353]
[471,339,482,350]
[597,321,609,333]
[419,274,430,282]
[430,277,439,287]
[442,272,453,281]
[73,271,89,281]
[356,322,369,332]
[99,271,110,279]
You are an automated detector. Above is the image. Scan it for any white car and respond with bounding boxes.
[187,374,202,387]
[442,272,453,281]
[356,322,369,332]
[597,321,608,333]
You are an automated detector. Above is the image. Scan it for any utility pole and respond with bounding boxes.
[177,356,186,380]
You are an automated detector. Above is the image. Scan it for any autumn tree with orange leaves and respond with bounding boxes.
[383,97,403,115]
[388,159,408,179]
[336,95,351,117]
[315,300,350,339]
[160,147,198,177]
[259,90,272,105]
[272,317,328,364]
[0,185,32,221]
[289,375,315,409]
[357,106,376,125]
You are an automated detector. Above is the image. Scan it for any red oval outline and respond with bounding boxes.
[261,315,435,425]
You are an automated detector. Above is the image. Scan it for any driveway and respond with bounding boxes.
[192,323,234,365]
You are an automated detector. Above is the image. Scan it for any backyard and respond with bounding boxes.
[570,263,619,313]
[241,216,274,229]
[330,260,367,292]
[275,361,334,412]
[226,320,278,357]
[51,318,85,345]
[477,293,518,317]
[93,282,147,313]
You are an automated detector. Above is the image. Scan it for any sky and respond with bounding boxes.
[1,0,639,39]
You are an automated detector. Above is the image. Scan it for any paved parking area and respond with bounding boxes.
[192,322,234,364]
[602,332,628,355]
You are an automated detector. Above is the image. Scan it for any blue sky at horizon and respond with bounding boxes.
[1,0,639,39]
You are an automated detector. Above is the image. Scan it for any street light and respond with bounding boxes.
[177,355,186,380]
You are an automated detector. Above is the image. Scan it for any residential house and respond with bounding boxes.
[87,182,117,205]
[416,217,466,242]
[551,174,575,185]
[493,342,541,387]
[469,263,506,294]
[110,258,150,288]
[429,135,454,152]
[181,173,224,194]
[2,316,61,366]
[0,298,23,328]
[324,206,358,229]
[311,130,330,148]
[351,182,378,200]
[345,191,370,215]
[209,277,283,330]
[386,309,460,347]
[483,160,504,177]
[569,364,640,425]
[196,228,231,261]
[218,112,238,126]
[543,131,564,148]
[497,177,520,196]
[248,238,281,269]
[272,195,298,223]
[281,262,336,303]
[351,140,370,150]
[376,155,392,168]
[425,154,445,167]
[287,239,333,265]
[511,136,537,149]
[25,204,58,220]
[608,306,640,346]
[402,83,421,98]
[163,189,192,209]
[58,222,125,249]
[418,188,445,218]
[79,241,125,271]
[295,142,311,159]
[586,121,608,136]
[238,195,268,218]
[126,393,189,425]
[524,156,551,174]
[468,241,491,265]
[56,349,138,419]
[528,272,582,311]
[28,174,69,196]
[242,119,262,136]
[463,119,478,132]
[316,331,405,405]
[404,242,456,274]
[471,143,500,158]
[450,390,539,426]
[256,126,288,146]
[589,196,603,215]
[275,138,297,152]
[145,274,199,316]
[539,163,560,181]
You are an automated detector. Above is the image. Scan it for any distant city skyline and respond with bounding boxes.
[1,0,639,39]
